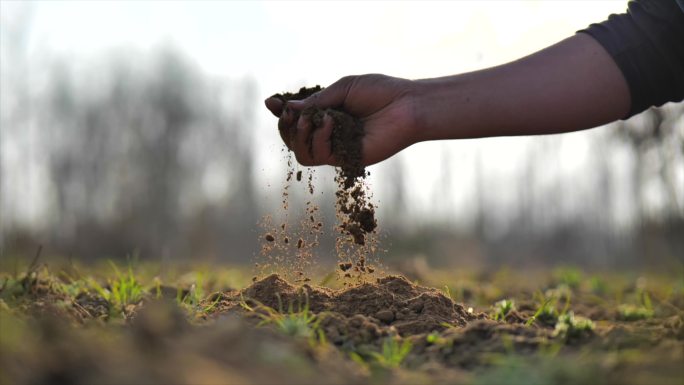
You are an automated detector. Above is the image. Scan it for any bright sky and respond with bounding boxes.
[2,0,632,229]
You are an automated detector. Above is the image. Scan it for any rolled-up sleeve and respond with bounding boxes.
[578,0,684,118]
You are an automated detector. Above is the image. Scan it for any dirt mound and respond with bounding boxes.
[232,274,480,339]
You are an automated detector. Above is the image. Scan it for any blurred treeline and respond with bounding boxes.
[2,12,683,269]
[2,47,259,262]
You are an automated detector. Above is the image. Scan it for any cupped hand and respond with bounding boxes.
[264,74,420,167]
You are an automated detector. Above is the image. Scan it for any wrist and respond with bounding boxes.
[412,77,459,142]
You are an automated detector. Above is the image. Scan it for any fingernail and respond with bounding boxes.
[287,100,306,109]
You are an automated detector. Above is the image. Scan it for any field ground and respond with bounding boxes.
[1,257,683,385]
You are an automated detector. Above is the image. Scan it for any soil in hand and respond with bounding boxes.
[269,86,379,283]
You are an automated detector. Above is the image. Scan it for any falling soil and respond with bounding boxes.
[267,86,379,283]
[257,150,323,283]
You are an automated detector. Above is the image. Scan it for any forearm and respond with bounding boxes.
[413,33,630,142]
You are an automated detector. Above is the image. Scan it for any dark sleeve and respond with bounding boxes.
[578,0,684,118]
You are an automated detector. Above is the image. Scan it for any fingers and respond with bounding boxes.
[277,106,296,150]
[292,111,336,166]
[266,75,357,165]
[305,76,355,109]
[293,111,314,165]
[264,96,284,117]
[311,114,336,165]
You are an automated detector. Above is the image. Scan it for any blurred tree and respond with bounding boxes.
[40,47,258,260]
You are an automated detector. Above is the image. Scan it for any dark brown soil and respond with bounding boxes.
[222,274,482,340]
[272,85,323,103]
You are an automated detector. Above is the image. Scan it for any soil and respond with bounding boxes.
[224,274,483,340]
[2,265,683,385]
[267,86,379,283]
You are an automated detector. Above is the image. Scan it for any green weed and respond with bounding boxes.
[255,294,322,340]
[617,284,654,321]
[89,261,143,315]
[526,288,571,326]
[369,337,412,368]
[492,299,515,321]
[553,312,594,339]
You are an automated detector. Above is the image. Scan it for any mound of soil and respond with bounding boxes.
[225,274,482,343]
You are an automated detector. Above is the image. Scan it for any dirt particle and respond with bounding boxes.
[339,262,353,272]
[264,234,275,242]
[296,171,302,181]
[375,309,395,323]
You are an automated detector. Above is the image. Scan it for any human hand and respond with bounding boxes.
[264,74,420,167]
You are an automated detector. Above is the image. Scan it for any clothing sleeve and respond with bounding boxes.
[578,0,684,118]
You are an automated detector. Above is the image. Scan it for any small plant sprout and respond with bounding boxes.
[370,337,412,368]
[426,331,447,345]
[257,293,321,339]
[181,273,206,307]
[89,261,143,315]
[553,312,594,339]
[443,285,453,301]
[618,304,654,321]
[618,289,654,321]
[527,296,558,326]
[526,290,568,326]
[492,299,515,321]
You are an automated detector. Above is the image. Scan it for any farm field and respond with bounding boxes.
[1,258,682,385]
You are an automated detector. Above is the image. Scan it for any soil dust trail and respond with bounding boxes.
[260,86,381,284]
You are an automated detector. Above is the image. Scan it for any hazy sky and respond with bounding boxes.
[2,0,634,229]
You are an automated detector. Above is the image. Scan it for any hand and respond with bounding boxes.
[264,74,420,167]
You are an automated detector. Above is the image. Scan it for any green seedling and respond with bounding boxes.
[426,331,447,345]
[617,304,654,321]
[201,294,222,314]
[526,288,571,326]
[443,285,453,301]
[369,337,412,368]
[492,299,515,321]
[527,297,558,326]
[618,285,654,321]
[108,261,143,308]
[553,312,594,339]
[180,273,205,307]
[256,294,321,339]
[89,261,143,315]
